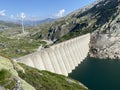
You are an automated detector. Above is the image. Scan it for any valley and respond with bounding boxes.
[1,0,120,90]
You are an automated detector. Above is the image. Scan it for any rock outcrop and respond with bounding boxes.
[0,56,36,90]
[90,32,120,59]
[89,0,120,59]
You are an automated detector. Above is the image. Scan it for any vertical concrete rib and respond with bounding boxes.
[41,50,55,73]
[48,48,62,74]
[64,44,74,70]
[83,38,88,58]
[70,40,79,66]
[74,38,82,63]
[62,43,73,73]
[30,52,47,70]
[19,56,35,68]
[31,53,44,70]
[54,46,68,76]
[81,41,86,59]
[79,38,85,60]
[84,39,88,57]
[67,41,76,68]
[76,37,83,63]
[59,43,71,73]
[36,53,46,70]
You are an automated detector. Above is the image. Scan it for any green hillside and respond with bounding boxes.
[0,56,88,90]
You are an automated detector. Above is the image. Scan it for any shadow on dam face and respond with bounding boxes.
[69,57,120,90]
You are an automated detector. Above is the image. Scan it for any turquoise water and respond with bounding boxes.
[69,57,120,90]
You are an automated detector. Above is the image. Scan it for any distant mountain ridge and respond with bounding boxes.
[0,20,20,30]
[9,18,56,26]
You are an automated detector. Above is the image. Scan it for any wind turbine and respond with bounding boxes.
[20,12,26,33]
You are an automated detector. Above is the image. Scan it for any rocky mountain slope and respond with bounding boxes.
[32,0,120,42]
[89,0,120,59]
[1,0,120,59]
[1,0,118,41]
[0,55,88,90]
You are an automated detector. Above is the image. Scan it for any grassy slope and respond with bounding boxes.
[0,56,36,90]
[0,55,88,90]
[18,63,88,90]
[0,35,46,58]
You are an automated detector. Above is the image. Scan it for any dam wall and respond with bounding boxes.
[16,33,90,76]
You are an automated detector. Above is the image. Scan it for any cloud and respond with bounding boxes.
[55,9,65,18]
[0,10,6,16]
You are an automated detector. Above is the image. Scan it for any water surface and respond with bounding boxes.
[69,57,120,90]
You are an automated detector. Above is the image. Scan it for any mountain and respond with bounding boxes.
[0,55,88,90]
[12,18,56,26]
[0,20,20,30]
[29,0,120,59]
[1,0,120,59]
[34,18,56,25]
[1,0,119,40]
[1,0,120,89]
[28,0,120,42]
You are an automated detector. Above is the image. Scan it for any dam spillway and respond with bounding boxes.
[16,33,90,76]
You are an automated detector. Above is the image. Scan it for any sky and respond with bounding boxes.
[0,0,96,21]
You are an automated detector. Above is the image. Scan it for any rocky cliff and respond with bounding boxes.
[89,0,120,59]
[90,33,120,59]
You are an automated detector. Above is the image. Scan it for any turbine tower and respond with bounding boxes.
[20,12,26,33]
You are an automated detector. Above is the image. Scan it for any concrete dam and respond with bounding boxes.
[16,33,90,76]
